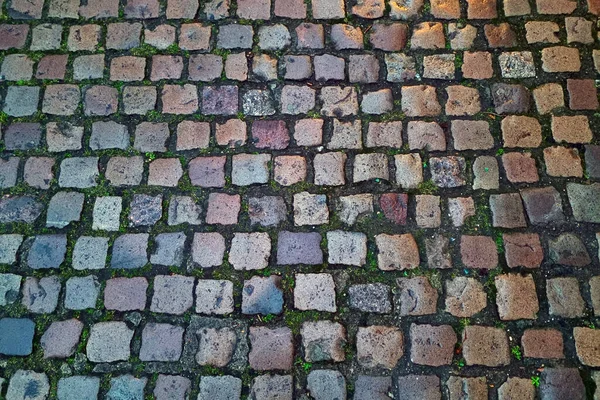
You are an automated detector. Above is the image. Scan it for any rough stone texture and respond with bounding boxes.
[462,326,510,367]
[445,277,487,317]
[410,324,457,366]
[301,320,346,362]
[86,322,134,363]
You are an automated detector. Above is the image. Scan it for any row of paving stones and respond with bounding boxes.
[3,0,600,20]
[2,150,599,192]
[3,19,600,54]
[0,367,593,400]
[2,269,600,317]
[3,80,600,117]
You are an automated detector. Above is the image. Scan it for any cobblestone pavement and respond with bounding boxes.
[2,0,600,399]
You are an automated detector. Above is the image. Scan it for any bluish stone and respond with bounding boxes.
[0,318,35,356]
[57,376,100,400]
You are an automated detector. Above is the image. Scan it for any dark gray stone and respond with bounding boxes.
[396,375,441,400]
[150,274,194,315]
[0,318,35,356]
[540,368,585,400]
[26,235,67,269]
[520,187,564,225]
[198,376,242,400]
[46,191,85,228]
[276,231,323,265]
[58,157,99,188]
[3,123,41,150]
[0,196,43,223]
[139,323,184,361]
[168,195,202,225]
[57,376,100,400]
[348,283,392,313]
[217,24,253,49]
[128,194,163,226]
[354,376,392,400]
[150,232,186,266]
[549,233,591,267]
[242,275,284,315]
[0,273,20,305]
[89,121,129,150]
[250,375,293,400]
[492,83,530,114]
[249,196,287,227]
[72,236,109,270]
[111,233,149,269]
[307,370,346,400]
[567,183,600,223]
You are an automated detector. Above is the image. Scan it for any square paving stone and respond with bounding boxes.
[328,230,367,266]
[93,196,122,231]
[107,375,147,400]
[0,196,44,224]
[133,122,169,152]
[495,274,539,320]
[46,122,84,152]
[150,232,186,266]
[567,182,600,223]
[46,191,84,228]
[447,376,488,400]
[140,323,184,361]
[57,376,100,400]
[89,121,130,150]
[189,156,226,188]
[396,375,441,400]
[250,375,293,400]
[314,152,347,186]
[410,323,457,366]
[274,155,307,186]
[73,54,105,80]
[307,370,346,400]
[0,318,35,356]
[540,368,585,400]
[177,121,211,150]
[0,273,21,306]
[192,233,225,268]
[294,192,329,226]
[396,277,438,316]
[196,280,234,315]
[153,375,191,400]
[460,235,498,269]
[375,233,420,270]
[206,193,240,225]
[547,277,585,318]
[40,319,83,359]
[249,327,294,371]
[58,157,99,188]
[503,233,543,269]
[198,376,242,400]
[242,275,284,315]
[26,235,67,269]
[521,328,564,359]
[354,376,392,400]
[87,322,134,363]
[21,276,61,313]
[301,321,346,362]
[3,123,42,151]
[6,371,49,400]
[106,156,144,186]
[43,85,80,116]
[231,154,271,186]
[248,196,287,227]
[168,196,202,226]
[128,194,163,226]
[520,186,564,225]
[0,157,19,189]
[151,274,195,315]
[3,86,40,117]
[294,273,336,312]
[229,232,271,270]
[65,276,100,310]
[202,86,239,115]
[104,277,148,311]
[0,234,23,264]
[462,326,510,367]
[111,233,149,269]
[276,231,323,265]
[489,193,527,228]
[337,194,373,225]
[348,283,391,313]
[196,326,238,367]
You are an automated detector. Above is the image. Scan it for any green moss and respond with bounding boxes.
[511,345,522,360]
[417,180,438,195]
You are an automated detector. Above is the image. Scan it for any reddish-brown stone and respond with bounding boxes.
[379,193,408,225]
